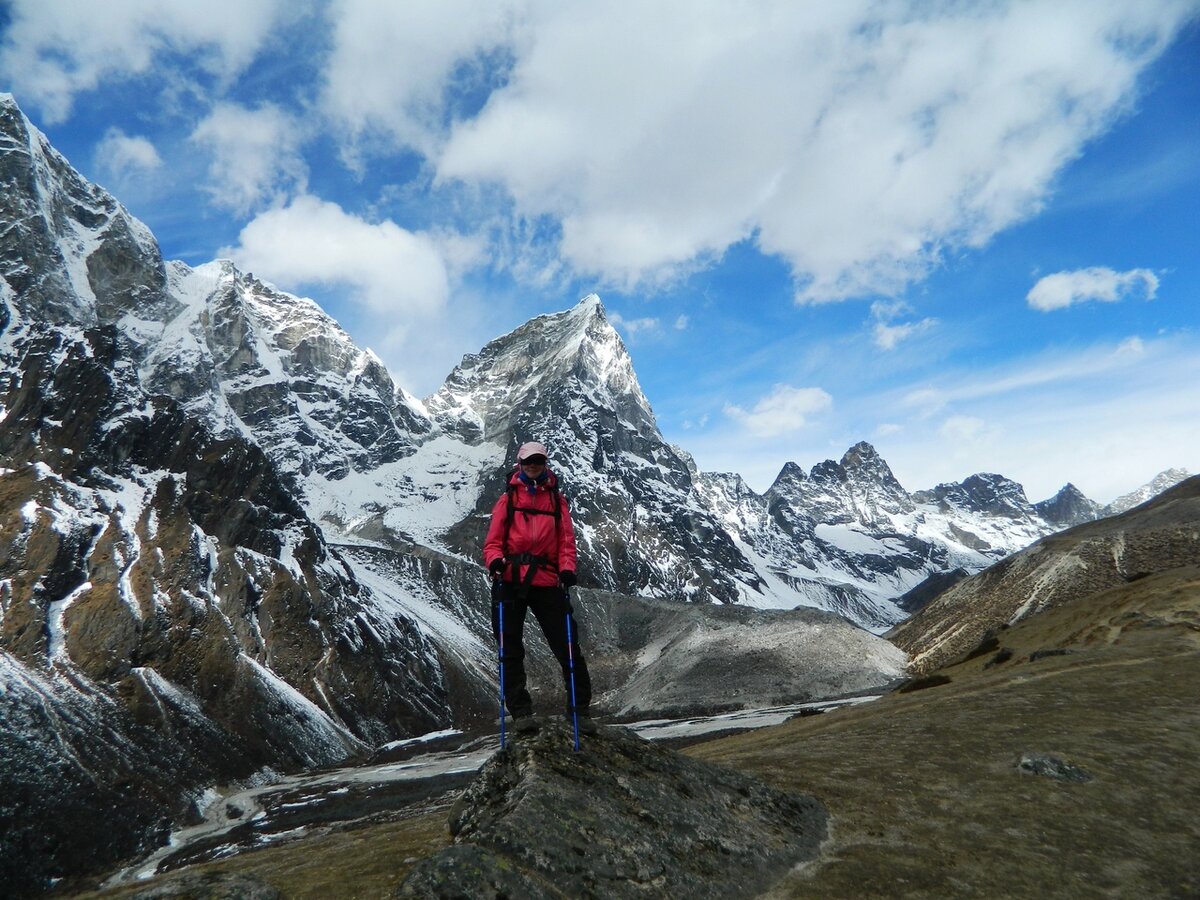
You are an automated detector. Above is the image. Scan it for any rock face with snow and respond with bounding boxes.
[0,96,466,894]
[890,475,1200,673]
[1034,483,1104,527]
[1102,467,1191,516]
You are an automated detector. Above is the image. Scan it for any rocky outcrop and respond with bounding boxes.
[890,476,1200,672]
[399,720,828,898]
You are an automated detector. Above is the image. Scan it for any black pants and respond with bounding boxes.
[491,582,592,716]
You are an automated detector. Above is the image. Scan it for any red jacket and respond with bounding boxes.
[483,469,577,587]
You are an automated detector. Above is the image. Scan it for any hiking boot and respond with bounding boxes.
[513,715,539,734]
[566,709,598,735]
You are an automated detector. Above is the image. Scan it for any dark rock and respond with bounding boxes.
[1029,648,1072,662]
[961,633,1002,662]
[914,473,1035,522]
[984,648,1014,668]
[896,674,952,693]
[1034,483,1102,528]
[400,720,827,898]
[1016,753,1094,783]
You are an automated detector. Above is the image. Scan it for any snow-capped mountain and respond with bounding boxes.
[1103,467,1191,516]
[425,297,768,605]
[0,93,1189,893]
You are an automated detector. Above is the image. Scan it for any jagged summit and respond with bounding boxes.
[425,293,655,447]
[914,473,1035,522]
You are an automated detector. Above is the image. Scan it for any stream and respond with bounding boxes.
[105,695,877,887]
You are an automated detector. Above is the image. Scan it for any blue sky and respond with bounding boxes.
[2,1,1198,502]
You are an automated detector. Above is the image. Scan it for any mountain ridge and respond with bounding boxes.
[0,92,1192,894]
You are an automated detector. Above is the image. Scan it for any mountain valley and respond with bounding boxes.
[0,92,1195,897]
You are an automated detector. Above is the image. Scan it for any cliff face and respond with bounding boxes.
[0,321,459,894]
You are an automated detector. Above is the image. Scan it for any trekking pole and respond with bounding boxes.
[494,577,506,750]
[564,588,580,752]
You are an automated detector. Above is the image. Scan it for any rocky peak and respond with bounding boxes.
[770,460,807,488]
[132,259,432,483]
[842,441,903,489]
[1104,468,1192,516]
[915,473,1035,521]
[770,442,914,528]
[426,294,656,447]
[1034,483,1102,528]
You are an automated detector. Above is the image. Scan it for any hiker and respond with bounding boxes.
[483,440,595,734]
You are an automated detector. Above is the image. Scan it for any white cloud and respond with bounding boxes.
[0,0,296,122]
[938,415,988,443]
[221,194,449,317]
[901,388,948,418]
[677,336,1200,500]
[422,1,1192,297]
[609,312,660,338]
[1115,336,1146,356]
[94,128,162,179]
[674,315,690,331]
[320,0,518,156]
[8,1,1192,309]
[871,334,1200,501]
[870,300,937,350]
[191,102,308,214]
[724,384,833,438]
[1026,266,1160,311]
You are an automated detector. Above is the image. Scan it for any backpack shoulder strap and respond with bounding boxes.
[503,483,517,557]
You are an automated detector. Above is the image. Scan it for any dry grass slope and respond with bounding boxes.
[689,567,1200,898]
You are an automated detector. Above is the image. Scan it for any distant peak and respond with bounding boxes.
[842,441,880,462]
[766,461,807,494]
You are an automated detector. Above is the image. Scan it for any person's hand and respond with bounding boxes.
[489,558,505,578]
[559,570,577,588]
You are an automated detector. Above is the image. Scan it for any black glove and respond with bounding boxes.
[559,570,577,588]
[488,558,506,577]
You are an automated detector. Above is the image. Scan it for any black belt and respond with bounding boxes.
[506,552,557,597]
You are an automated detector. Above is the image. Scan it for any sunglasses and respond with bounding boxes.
[519,456,547,466]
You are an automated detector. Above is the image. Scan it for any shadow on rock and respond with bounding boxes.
[398,719,827,898]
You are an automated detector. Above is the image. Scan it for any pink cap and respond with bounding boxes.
[516,441,549,462]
